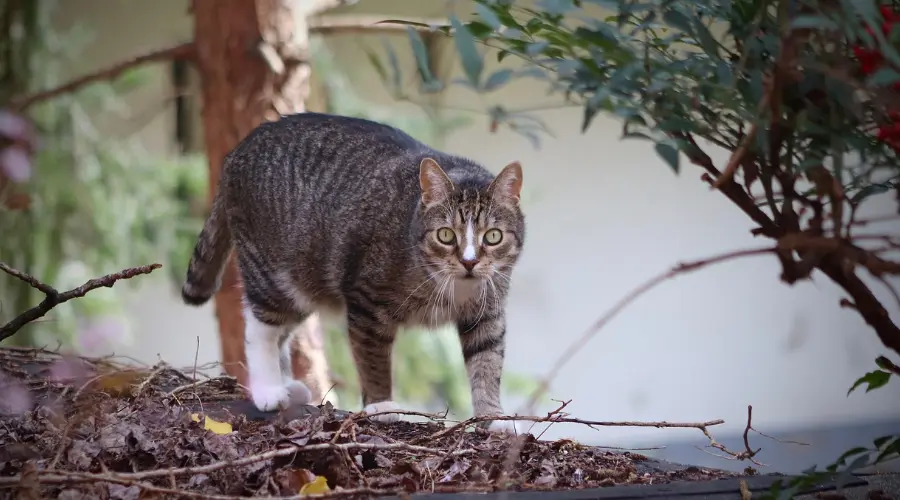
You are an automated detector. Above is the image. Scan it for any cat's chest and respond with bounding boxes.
[400,279,483,328]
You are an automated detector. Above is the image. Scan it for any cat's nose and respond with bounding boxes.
[461,259,479,272]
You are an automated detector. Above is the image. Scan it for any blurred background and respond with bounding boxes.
[1,0,899,477]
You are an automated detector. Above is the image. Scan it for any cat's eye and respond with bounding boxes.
[483,228,503,245]
[436,227,456,245]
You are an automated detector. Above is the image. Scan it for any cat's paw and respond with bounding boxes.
[249,383,290,412]
[362,400,402,423]
[285,379,313,405]
[486,418,521,435]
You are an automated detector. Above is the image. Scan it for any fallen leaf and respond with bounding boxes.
[299,475,331,496]
[191,413,233,434]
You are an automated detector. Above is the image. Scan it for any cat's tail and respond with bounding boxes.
[181,190,233,306]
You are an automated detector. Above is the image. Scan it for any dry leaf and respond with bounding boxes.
[190,413,233,434]
[299,475,331,496]
[92,371,142,396]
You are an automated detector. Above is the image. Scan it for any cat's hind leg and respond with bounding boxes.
[243,303,292,411]
[239,254,313,411]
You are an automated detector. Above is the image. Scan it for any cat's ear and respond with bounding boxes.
[489,161,523,203]
[419,157,454,206]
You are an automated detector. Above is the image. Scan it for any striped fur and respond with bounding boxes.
[181,113,526,429]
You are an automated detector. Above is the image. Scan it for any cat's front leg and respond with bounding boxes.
[458,314,519,435]
[347,313,400,423]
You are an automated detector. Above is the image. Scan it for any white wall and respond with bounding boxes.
[48,0,900,472]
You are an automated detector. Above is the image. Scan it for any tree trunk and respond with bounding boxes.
[192,0,333,404]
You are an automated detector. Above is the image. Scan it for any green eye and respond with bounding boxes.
[436,227,456,244]
[484,228,503,245]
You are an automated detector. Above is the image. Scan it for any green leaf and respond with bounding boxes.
[789,15,838,30]
[656,117,697,134]
[874,437,900,464]
[537,0,578,14]
[363,48,387,83]
[655,141,680,173]
[875,356,897,371]
[406,26,436,83]
[692,19,720,58]
[851,183,891,203]
[526,41,551,56]
[474,3,503,29]
[866,67,900,87]
[835,446,869,466]
[381,38,403,96]
[662,9,693,33]
[450,15,484,87]
[482,68,515,91]
[873,435,895,449]
[847,370,892,396]
[377,19,446,30]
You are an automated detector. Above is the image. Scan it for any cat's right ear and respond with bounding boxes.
[419,158,454,206]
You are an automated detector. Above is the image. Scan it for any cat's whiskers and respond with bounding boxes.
[487,277,502,309]
[394,268,445,317]
[471,279,489,329]
[437,272,454,323]
[427,271,452,328]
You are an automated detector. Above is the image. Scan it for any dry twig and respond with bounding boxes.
[518,246,775,415]
[0,441,453,488]
[0,262,162,342]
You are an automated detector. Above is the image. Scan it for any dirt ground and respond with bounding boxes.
[0,346,738,499]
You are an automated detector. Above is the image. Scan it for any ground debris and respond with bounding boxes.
[0,347,736,498]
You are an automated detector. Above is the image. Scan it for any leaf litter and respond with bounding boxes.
[0,346,736,498]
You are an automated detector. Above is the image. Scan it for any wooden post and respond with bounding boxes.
[192,0,343,403]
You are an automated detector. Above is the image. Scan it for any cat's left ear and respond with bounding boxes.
[419,157,454,206]
[489,161,523,203]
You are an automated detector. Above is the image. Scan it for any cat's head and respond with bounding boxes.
[415,157,525,285]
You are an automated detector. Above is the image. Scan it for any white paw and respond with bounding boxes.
[250,383,290,412]
[363,400,401,423]
[487,418,520,435]
[285,379,313,405]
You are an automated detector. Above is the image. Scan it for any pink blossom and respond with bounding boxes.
[0,146,32,182]
[0,110,33,144]
[47,356,94,384]
[0,370,33,416]
[76,316,128,356]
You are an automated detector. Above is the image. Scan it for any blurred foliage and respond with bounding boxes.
[0,0,207,348]
[375,0,900,209]
[311,38,543,416]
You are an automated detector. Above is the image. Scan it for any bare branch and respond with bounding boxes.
[10,43,195,111]
[519,246,776,414]
[0,263,162,342]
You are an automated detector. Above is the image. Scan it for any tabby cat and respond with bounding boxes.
[181,113,525,433]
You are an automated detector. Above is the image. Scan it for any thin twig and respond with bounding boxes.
[166,375,236,397]
[695,405,763,466]
[132,363,168,398]
[10,44,194,111]
[423,414,727,443]
[0,263,162,342]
